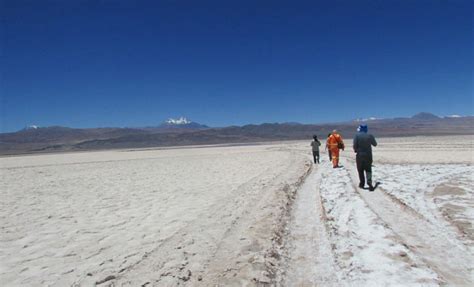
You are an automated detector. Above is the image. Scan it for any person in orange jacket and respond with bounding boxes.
[325,133,332,161]
[327,129,344,168]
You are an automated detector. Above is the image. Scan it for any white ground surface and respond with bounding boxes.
[0,145,310,286]
[1,135,473,286]
[281,135,474,286]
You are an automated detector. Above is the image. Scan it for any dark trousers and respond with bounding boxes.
[328,150,332,161]
[356,154,372,186]
[312,151,320,163]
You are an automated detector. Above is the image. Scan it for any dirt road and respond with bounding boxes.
[282,138,473,286]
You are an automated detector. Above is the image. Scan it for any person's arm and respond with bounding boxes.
[371,135,377,147]
[353,135,358,153]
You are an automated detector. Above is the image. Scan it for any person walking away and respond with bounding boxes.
[327,130,344,168]
[325,133,332,161]
[311,135,321,164]
[353,124,377,191]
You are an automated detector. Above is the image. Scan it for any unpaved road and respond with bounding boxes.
[282,167,340,286]
[282,136,474,286]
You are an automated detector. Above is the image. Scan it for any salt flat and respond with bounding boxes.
[0,144,310,286]
[1,136,473,286]
[282,135,473,286]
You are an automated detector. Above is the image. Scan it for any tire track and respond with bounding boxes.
[345,160,474,285]
[201,151,311,286]
[108,151,309,286]
[68,154,286,286]
[314,162,439,285]
[283,165,340,286]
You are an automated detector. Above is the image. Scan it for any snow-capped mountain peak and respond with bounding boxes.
[354,117,380,122]
[158,117,209,130]
[165,117,192,125]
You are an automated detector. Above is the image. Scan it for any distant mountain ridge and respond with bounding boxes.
[411,112,440,120]
[1,113,473,155]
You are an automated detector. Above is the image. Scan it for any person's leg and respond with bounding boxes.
[366,159,373,190]
[331,148,339,167]
[312,151,317,163]
[316,151,320,163]
[356,155,365,187]
[328,150,332,161]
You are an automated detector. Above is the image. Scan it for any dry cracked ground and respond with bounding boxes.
[1,135,473,286]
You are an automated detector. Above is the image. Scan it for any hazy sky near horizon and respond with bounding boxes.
[2,0,473,132]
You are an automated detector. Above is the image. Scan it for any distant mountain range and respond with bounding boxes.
[1,113,473,155]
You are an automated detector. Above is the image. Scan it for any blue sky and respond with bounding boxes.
[1,0,472,132]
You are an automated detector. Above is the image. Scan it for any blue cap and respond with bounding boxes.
[358,125,368,133]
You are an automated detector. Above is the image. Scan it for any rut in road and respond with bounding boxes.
[284,160,440,286]
[283,166,340,286]
[345,160,474,286]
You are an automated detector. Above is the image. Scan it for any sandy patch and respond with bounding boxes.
[433,179,474,245]
[374,164,474,249]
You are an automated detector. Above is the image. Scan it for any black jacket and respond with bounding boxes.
[353,132,377,157]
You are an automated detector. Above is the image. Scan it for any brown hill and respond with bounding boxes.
[1,115,472,155]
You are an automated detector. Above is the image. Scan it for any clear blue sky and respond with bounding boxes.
[1,0,472,132]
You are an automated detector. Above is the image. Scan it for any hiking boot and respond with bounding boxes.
[368,184,375,191]
[358,183,364,189]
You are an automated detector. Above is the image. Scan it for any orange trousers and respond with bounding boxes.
[330,148,340,167]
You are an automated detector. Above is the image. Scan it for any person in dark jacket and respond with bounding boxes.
[353,125,377,191]
[310,135,321,164]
